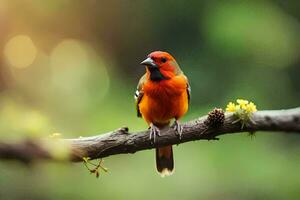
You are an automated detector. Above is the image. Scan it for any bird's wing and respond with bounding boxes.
[187,82,191,104]
[183,75,191,104]
[135,74,146,117]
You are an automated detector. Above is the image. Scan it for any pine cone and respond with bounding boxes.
[204,108,225,127]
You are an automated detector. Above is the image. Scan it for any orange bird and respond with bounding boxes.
[135,51,190,177]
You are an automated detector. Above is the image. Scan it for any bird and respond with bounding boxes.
[135,51,190,177]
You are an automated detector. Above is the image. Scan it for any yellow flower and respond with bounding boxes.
[237,99,249,104]
[240,104,247,110]
[226,102,236,112]
[225,99,258,130]
[226,99,257,114]
[237,99,249,107]
[246,102,257,113]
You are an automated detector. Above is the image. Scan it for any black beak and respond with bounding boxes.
[140,57,157,68]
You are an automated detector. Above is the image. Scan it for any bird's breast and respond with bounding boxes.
[139,77,188,124]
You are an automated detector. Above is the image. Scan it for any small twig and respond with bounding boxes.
[83,157,108,178]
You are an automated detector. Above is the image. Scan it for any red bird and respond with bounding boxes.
[135,51,190,177]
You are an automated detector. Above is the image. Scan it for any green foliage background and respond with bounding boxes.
[0,1,299,199]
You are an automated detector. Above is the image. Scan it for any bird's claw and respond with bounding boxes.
[173,120,183,140]
[149,123,161,143]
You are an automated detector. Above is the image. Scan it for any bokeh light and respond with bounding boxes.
[50,39,89,73]
[50,39,110,110]
[4,35,37,69]
[50,39,91,109]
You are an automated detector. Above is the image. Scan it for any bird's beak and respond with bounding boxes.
[140,57,157,68]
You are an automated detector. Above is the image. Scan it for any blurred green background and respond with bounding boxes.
[0,0,299,199]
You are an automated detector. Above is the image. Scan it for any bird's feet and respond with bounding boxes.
[173,120,183,140]
[149,123,161,143]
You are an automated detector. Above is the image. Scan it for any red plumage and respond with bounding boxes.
[135,51,190,177]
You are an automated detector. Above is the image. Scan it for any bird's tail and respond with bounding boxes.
[156,145,174,177]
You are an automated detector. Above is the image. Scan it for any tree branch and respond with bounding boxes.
[0,107,299,163]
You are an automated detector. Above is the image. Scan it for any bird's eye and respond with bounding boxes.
[161,57,167,63]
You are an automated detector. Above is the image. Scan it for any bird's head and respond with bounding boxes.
[140,51,181,81]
